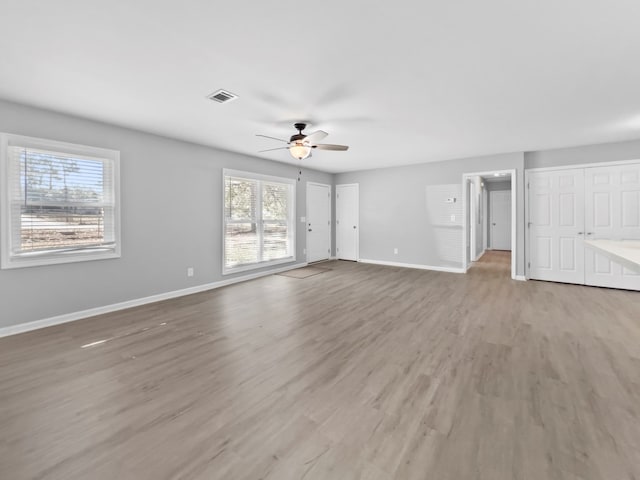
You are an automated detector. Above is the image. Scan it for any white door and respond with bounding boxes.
[490,190,511,250]
[584,164,640,290]
[528,169,585,284]
[336,184,359,261]
[306,182,331,263]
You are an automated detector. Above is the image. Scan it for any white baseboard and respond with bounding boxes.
[358,258,465,274]
[0,262,308,338]
[514,275,527,281]
[308,257,335,265]
[473,250,486,262]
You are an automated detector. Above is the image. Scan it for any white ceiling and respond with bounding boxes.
[2,1,640,173]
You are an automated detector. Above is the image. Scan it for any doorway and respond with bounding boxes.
[306,182,332,263]
[462,169,516,279]
[336,183,359,261]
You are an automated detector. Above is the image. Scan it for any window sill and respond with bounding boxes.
[1,249,120,270]
[222,256,296,276]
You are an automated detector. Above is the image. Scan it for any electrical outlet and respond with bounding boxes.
[394,248,398,254]
[187,267,194,277]
[303,248,306,255]
[450,214,456,222]
[300,216,306,223]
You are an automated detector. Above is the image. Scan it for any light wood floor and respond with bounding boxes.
[1,251,640,480]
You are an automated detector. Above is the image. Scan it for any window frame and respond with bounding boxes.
[0,133,121,269]
[222,168,296,275]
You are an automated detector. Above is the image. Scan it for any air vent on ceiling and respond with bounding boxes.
[207,89,238,104]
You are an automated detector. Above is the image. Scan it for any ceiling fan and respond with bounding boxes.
[257,123,349,160]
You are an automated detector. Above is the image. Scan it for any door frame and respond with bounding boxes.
[306,181,332,262]
[525,158,640,280]
[336,183,359,261]
[482,187,488,251]
[462,169,517,280]
[469,181,477,261]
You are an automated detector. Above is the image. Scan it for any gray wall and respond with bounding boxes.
[0,99,333,328]
[332,139,640,281]
[335,152,526,274]
[525,139,640,169]
[3,98,640,330]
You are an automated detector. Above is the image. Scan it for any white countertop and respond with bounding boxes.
[584,239,640,274]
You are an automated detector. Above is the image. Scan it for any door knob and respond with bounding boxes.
[308,229,312,232]
[353,226,357,229]
[577,232,584,235]
[492,223,496,226]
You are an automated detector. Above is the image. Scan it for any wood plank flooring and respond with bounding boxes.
[1,251,640,479]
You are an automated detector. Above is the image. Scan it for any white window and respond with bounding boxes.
[223,169,295,274]
[0,133,121,269]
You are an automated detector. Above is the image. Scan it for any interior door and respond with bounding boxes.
[306,182,331,263]
[528,169,585,284]
[584,164,640,290]
[490,190,511,250]
[336,184,359,261]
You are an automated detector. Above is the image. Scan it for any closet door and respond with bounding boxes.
[528,169,585,284]
[584,164,640,290]
[336,184,359,261]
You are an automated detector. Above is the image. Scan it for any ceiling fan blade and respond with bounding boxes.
[258,146,290,153]
[313,144,349,151]
[256,134,288,143]
[303,130,328,145]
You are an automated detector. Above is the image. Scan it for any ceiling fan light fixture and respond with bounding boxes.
[257,123,348,160]
[289,143,311,160]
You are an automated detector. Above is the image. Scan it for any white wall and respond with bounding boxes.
[0,99,333,329]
